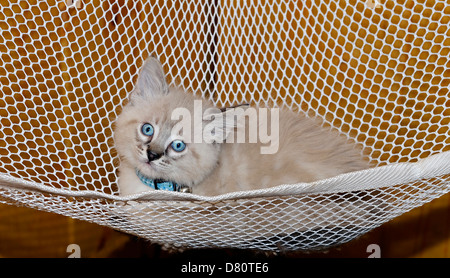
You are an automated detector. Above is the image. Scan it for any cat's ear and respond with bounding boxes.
[131,57,169,102]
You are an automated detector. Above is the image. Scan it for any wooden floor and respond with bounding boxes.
[1,192,450,258]
[299,191,450,258]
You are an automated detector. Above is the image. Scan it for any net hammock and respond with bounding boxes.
[0,0,449,251]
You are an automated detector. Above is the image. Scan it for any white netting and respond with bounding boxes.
[0,0,449,251]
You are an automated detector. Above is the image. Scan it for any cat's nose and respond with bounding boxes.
[147,150,162,162]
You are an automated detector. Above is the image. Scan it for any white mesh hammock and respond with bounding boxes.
[0,0,449,251]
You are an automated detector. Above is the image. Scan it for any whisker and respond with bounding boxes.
[154,162,171,170]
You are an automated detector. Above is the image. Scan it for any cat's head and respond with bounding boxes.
[114,57,227,189]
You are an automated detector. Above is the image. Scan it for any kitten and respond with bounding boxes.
[114,57,369,196]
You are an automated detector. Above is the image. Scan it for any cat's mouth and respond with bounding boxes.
[135,147,171,174]
[144,160,157,170]
[144,158,170,172]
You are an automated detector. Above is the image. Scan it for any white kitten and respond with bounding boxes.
[114,57,369,196]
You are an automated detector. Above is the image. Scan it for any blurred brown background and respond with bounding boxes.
[1,191,450,258]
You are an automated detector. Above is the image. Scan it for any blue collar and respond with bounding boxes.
[135,169,191,193]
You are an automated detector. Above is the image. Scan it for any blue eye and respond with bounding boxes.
[171,140,186,152]
[141,123,154,136]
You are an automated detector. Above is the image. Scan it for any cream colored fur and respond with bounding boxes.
[114,57,369,196]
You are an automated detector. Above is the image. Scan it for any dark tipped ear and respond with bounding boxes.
[202,108,235,143]
[131,57,169,103]
[219,103,250,112]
